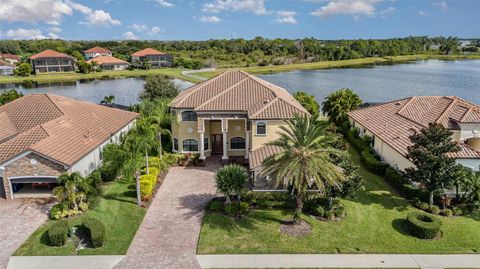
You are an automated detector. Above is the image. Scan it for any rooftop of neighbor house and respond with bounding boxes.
[0,94,139,166]
[0,53,20,60]
[86,55,128,65]
[0,60,15,67]
[83,46,111,53]
[29,50,74,60]
[348,96,480,159]
[131,48,167,57]
[170,69,309,120]
[249,145,283,169]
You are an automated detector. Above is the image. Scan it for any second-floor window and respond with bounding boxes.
[256,122,266,135]
[181,111,197,121]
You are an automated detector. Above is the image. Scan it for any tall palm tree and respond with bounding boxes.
[53,172,94,210]
[322,88,362,125]
[261,114,346,224]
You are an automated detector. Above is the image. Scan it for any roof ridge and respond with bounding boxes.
[396,96,415,115]
[44,94,66,116]
[194,76,250,111]
[435,97,457,123]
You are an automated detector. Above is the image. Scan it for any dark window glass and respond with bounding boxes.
[204,137,209,151]
[183,139,198,151]
[230,137,246,149]
[181,111,197,121]
[256,122,266,135]
[173,138,179,151]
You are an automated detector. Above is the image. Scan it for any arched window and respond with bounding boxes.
[256,122,266,135]
[230,137,246,149]
[173,138,179,151]
[183,139,198,151]
[181,111,197,121]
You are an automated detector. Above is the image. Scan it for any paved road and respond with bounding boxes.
[0,198,52,269]
[115,163,218,269]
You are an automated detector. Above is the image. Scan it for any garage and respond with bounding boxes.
[9,176,58,198]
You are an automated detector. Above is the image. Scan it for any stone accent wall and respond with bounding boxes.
[1,153,66,199]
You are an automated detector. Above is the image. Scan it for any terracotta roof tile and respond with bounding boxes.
[29,50,74,60]
[448,143,480,159]
[83,46,111,53]
[87,56,128,65]
[0,60,15,67]
[0,54,20,61]
[0,112,17,142]
[249,145,283,169]
[131,48,165,57]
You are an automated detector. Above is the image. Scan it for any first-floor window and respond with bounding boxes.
[183,139,198,151]
[204,137,209,151]
[173,138,179,151]
[230,137,246,149]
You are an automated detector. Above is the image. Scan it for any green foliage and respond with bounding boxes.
[224,202,249,216]
[174,58,204,69]
[48,220,69,246]
[215,164,248,203]
[49,203,68,220]
[13,63,31,77]
[440,208,453,217]
[77,60,92,74]
[241,191,295,209]
[461,169,480,204]
[360,150,388,175]
[293,91,319,115]
[140,174,156,187]
[428,205,441,215]
[384,167,430,202]
[82,217,106,248]
[406,212,442,239]
[100,95,115,104]
[140,179,153,199]
[0,89,23,105]
[86,170,102,188]
[53,172,94,213]
[207,201,224,213]
[322,88,362,125]
[139,75,179,101]
[144,166,159,177]
[452,207,463,216]
[71,51,84,61]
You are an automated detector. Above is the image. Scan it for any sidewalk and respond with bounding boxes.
[196,254,480,268]
[7,256,124,269]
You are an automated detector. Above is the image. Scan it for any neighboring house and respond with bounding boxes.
[83,46,112,60]
[131,48,173,68]
[29,50,75,74]
[348,96,480,171]
[0,60,15,76]
[87,55,129,71]
[0,94,138,199]
[0,53,20,64]
[169,70,309,189]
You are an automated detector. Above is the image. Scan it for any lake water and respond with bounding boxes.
[1,60,479,105]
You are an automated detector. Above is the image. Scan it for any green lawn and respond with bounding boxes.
[15,180,146,256]
[197,147,480,254]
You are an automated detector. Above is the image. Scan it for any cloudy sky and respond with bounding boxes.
[0,0,478,40]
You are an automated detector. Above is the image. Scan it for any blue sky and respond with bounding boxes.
[0,0,479,40]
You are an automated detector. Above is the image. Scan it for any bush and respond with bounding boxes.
[412,197,422,208]
[208,201,224,213]
[49,203,68,220]
[143,167,159,178]
[87,170,102,188]
[384,167,430,202]
[325,210,335,221]
[333,207,346,218]
[48,220,69,246]
[440,208,453,217]
[311,206,325,217]
[82,217,106,248]
[360,150,388,175]
[406,212,442,239]
[148,157,161,168]
[419,202,430,211]
[223,202,249,216]
[428,205,440,215]
[452,207,463,216]
[140,174,157,188]
[140,180,153,199]
[215,164,248,203]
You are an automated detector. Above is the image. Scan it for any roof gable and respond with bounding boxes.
[29,50,74,60]
[83,46,111,53]
[86,56,128,65]
[131,48,165,57]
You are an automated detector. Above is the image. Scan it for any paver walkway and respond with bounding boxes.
[0,198,52,269]
[197,254,480,268]
[114,162,218,269]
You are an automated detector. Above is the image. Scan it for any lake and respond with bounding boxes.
[1,60,479,105]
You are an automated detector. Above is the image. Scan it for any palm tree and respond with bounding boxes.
[100,95,115,105]
[261,114,346,224]
[322,89,362,125]
[53,172,94,210]
[462,169,480,203]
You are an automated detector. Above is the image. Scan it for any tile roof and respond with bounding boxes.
[29,50,74,60]
[0,54,20,61]
[87,56,128,65]
[83,46,111,53]
[0,60,15,67]
[131,48,165,57]
[170,70,309,120]
[249,145,283,169]
[0,94,139,166]
[348,96,480,159]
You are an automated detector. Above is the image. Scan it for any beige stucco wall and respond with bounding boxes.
[251,120,287,150]
[227,119,247,157]
[171,109,200,153]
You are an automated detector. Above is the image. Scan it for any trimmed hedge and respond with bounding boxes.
[48,220,69,246]
[384,167,430,202]
[224,202,249,216]
[242,191,295,210]
[82,217,106,248]
[406,212,442,239]
[360,150,388,175]
[140,180,153,199]
[140,174,156,187]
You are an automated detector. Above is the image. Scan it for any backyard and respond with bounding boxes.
[14,179,146,256]
[197,147,480,254]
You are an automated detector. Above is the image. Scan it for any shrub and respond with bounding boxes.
[79,201,89,211]
[224,203,237,216]
[49,203,68,220]
[326,210,336,221]
[239,202,249,215]
[48,220,69,246]
[143,167,159,178]
[148,157,161,169]
[82,217,106,248]
[360,150,388,175]
[452,207,463,216]
[215,164,248,203]
[428,205,440,215]
[87,169,102,188]
[208,201,224,213]
[333,207,346,218]
[440,208,453,217]
[412,197,422,208]
[140,174,157,188]
[384,167,430,202]
[223,202,249,216]
[406,212,442,239]
[140,180,153,199]
[419,202,430,211]
[312,206,325,217]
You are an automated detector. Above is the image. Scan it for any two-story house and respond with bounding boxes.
[83,46,112,60]
[131,48,173,68]
[29,50,75,74]
[170,70,309,189]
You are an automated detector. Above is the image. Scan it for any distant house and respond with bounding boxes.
[348,96,480,171]
[0,60,15,76]
[29,50,75,74]
[0,94,138,199]
[83,46,112,60]
[131,48,173,68]
[87,56,129,71]
[0,54,20,65]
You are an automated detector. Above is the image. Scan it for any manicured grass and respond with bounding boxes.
[14,180,146,256]
[197,147,480,254]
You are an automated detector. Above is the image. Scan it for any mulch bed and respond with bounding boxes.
[279,219,312,237]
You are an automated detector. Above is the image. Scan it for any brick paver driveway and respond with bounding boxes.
[115,162,219,269]
[0,198,52,269]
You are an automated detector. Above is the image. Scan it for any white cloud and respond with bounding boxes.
[81,10,121,26]
[147,26,163,36]
[129,23,148,32]
[68,1,92,14]
[4,28,47,40]
[273,11,297,24]
[198,16,222,23]
[48,26,62,33]
[378,6,395,18]
[0,0,73,25]
[123,31,138,40]
[435,1,447,11]
[418,10,427,16]
[310,0,383,18]
[155,0,174,7]
[202,0,267,15]
[48,32,61,39]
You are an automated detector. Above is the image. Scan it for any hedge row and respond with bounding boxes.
[384,167,430,202]
[48,220,69,246]
[406,212,442,239]
[82,217,106,248]
[208,201,249,216]
[140,174,157,200]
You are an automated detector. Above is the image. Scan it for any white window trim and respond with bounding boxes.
[181,110,197,122]
[182,139,199,152]
[255,121,267,136]
[203,137,210,151]
[229,136,246,150]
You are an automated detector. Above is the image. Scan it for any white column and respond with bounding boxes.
[245,130,250,159]
[222,131,228,160]
[199,132,205,160]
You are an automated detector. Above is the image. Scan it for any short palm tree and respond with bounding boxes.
[53,172,94,210]
[322,88,362,125]
[261,114,346,224]
[462,169,480,203]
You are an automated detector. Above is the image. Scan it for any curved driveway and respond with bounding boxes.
[115,163,218,269]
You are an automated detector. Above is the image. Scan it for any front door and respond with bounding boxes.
[212,134,223,154]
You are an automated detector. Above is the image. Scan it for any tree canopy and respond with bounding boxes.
[322,88,362,125]
[0,89,23,105]
[294,91,319,115]
[139,75,179,101]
